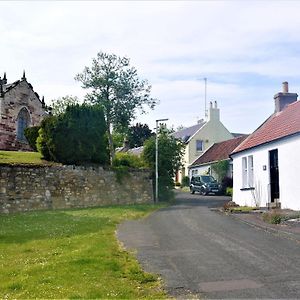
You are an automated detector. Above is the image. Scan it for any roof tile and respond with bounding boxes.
[233,100,300,154]
[190,135,248,166]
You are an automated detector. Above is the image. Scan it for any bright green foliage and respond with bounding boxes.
[50,95,80,116]
[75,51,157,162]
[0,205,167,299]
[127,123,154,148]
[37,105,109,165]
[24,126,40,151]
[226,187,233,196]
[112,152,145,168]
[143,128,184,201]
[211,160,230,181]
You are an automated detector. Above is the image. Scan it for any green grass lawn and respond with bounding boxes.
[0,151,54,165]
[0,204,167,299]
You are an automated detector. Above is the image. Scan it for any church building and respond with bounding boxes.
[0,72,47,151]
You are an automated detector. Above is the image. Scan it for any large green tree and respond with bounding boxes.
[75,52,157,163]
[127,123,154,148]
[142,128,184,201]
[37,104,109,165]
[50,95,80,116]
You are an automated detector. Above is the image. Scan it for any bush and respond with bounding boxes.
[181,176,190,187]
[262,211,283,224]
[226,187,233,196]
[175,181,181,187]
[37,105,109,165]
[112,152,145,168]
[24,126,40,151]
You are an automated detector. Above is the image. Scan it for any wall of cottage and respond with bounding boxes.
[0,79,45,151]
[0,165,154,214]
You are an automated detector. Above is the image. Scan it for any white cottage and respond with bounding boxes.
[173,101,234,183]
[231,82,300,210]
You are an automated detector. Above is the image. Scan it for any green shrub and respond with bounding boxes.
[181,176,190,187]
[226,187,233,196]
[262,211,282,224]
[24,126,40,151]
[175,181,181,187]
[37,105,109,165]
[112,152,145,168]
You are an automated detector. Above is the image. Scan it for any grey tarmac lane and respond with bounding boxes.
[117,192,300,299]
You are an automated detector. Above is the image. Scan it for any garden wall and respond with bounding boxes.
[0,165,153,214]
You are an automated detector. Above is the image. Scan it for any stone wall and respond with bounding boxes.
[0,165,154,214]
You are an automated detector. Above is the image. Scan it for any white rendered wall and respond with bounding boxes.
[232,135,300,210]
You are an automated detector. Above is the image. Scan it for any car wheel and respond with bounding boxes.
[201,188,207,196]
[190,188,195,194]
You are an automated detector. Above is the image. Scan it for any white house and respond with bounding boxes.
[173,101,234,183]
[231,82,300,210]
[189,135,247,180]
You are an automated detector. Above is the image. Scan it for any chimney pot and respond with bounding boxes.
[282,81,289,93]
[209,101,213,109]
[214,101,217,108]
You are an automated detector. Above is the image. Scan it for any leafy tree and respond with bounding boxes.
[50,95,80,116]
[211,160,229,181]
[24,126,40,151]
[127,123,154,148]
[142,128,184,201]
[37,104,109,165]
[75,51,157,162]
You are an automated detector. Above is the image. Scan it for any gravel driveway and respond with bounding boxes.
[117,192,300,298]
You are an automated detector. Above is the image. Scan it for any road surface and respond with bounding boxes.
[117,192,300,298]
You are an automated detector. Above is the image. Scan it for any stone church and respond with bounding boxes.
[0,72,47,151]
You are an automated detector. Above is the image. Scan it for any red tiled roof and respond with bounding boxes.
[233,100,300,154]
[190,135,248,166]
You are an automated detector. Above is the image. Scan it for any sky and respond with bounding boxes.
[1,1,300,133]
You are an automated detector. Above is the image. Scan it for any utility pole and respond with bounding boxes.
[155,118,168,203]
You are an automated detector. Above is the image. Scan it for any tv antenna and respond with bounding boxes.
[204,77,208,119]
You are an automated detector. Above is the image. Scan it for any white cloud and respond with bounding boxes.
[1,1,300,133]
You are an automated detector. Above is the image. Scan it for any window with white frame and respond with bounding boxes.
[242,157,248,188]
[248,155,254,187]
[242,155,254,188]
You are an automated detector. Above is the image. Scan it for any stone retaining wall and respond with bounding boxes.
[0,165,153,214]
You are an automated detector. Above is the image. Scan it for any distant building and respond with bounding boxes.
[189,135,248,180]
[0,72,47,151]
[231,82,300,210]
[173,101,234,183]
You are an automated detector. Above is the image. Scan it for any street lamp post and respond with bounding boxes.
[155,118,168,203]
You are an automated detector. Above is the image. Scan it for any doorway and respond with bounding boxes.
[269,149,279,203]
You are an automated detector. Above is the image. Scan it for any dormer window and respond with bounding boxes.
[196,140,203,152]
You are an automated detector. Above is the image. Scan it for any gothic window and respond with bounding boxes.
[17,108,30,142]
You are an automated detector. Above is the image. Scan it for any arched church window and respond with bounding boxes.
[17,108,30,141]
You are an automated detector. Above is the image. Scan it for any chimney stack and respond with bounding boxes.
[282,81,288,93]
[208,100,220,122]
[274,81,298,113]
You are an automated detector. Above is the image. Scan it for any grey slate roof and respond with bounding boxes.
[173,121,206,143]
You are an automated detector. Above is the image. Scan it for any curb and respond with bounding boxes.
[229,213,300,244]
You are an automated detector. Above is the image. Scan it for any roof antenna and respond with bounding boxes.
[204,77,208,119]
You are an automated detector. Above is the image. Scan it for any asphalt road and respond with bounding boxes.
[117,192,300,298]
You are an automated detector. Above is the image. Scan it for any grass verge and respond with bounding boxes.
[0,204,168,299]
[0,151,55,165]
